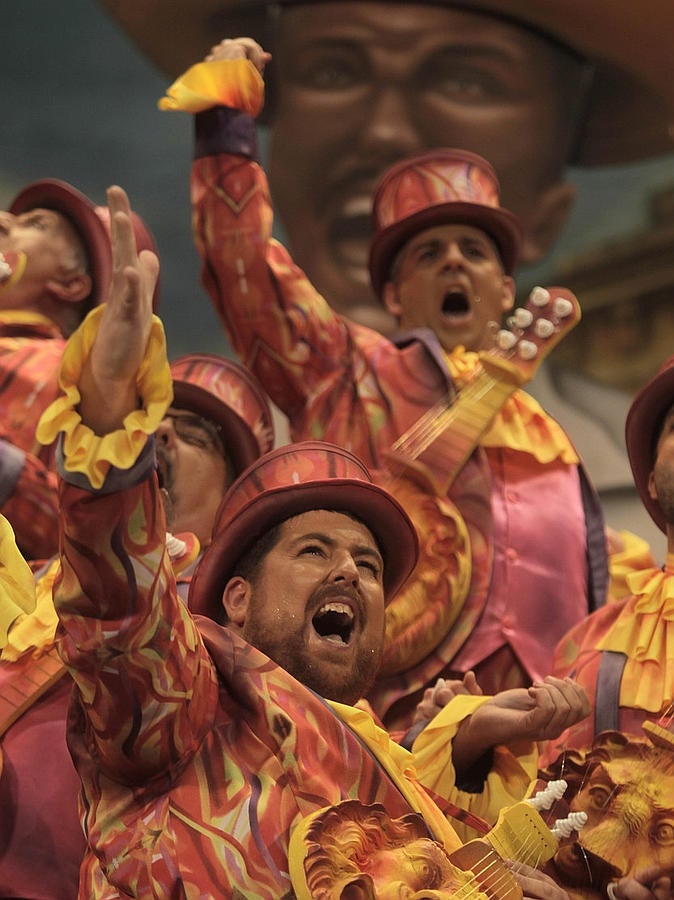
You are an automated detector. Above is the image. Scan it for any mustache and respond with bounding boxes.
[309,583,365,623]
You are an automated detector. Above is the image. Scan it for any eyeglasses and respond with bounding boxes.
[163,412,224,456]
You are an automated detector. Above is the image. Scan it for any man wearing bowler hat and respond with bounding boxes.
[542,355,674,766]
[41,184,589,896]
[0,342,273,899]
[160,37,607,731]
[0,178,158,560]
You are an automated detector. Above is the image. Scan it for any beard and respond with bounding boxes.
[241,612,383,706]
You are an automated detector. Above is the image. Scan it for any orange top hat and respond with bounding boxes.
[188,441,418,619]
[169,353,273,477]
[625,354,674,533]
[368,148,522,297]
[10,179,160,310]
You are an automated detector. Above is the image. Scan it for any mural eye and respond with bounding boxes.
[588,786,612,810]
[653,821,674,845]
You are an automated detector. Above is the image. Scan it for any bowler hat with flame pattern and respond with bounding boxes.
[369,148,522,297]
[188,441,418,619]
[10,178,160,311]
[170,353,274,478]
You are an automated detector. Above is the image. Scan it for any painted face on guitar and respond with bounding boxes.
[543,732,674,898]
[382,224,516,353]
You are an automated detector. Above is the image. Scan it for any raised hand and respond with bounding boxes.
[78,185,159,434]
[205,36,271,73]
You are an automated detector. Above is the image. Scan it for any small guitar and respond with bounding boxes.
[385,286,581,495]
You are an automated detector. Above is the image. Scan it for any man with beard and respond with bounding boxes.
[39,183,590,898]
[160,38,607,731]
[541,354,674,766]
[0,178,158,561]
[0,347,272,899]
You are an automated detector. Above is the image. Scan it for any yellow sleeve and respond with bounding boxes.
[0,516,38,649]
[36,305,172,490]
[411,695,538,843]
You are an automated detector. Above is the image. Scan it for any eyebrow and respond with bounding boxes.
[292,531,383,564]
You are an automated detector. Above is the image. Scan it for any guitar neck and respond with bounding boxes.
[0,646,66,739]
[390,365,517,493]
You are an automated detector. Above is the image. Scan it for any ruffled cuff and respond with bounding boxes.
[1,558,59,662]
[36,306,173,490]
[158,58,264,117]
[411,695,537,838]
[0,515,38,649]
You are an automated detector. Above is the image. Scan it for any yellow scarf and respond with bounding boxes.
[445,348,578,464]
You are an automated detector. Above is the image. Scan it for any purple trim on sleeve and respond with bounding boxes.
[194,107,260,162]
[0,440,26,505]
[57,436,157,495]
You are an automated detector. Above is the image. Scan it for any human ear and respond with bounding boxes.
[501,275,516,313]
[382,281,402,319]
[221,576,252,629]
[648,470,658,501]
[519,180,576,265]
[46,272,92,305]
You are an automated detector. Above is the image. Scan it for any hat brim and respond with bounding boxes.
[369,200,522,297]
[188,477,418,619]
[625,365,674,533]
[171,379,265,477]
[10,179,112,308]
[102,0,674,165]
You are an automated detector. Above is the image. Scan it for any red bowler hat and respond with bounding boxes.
[368,149,522,298]
[169,353,273,477]
[188,441,419,619]
[10,179,160,310]
[625,355,674,533]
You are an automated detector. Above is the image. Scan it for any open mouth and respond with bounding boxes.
[328,196,373,279]
[311,601,356,645]
[441,289,470,318]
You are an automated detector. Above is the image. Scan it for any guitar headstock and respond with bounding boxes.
[479,286,580,387]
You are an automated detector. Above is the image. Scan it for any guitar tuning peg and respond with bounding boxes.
[496,330,517,350]
[517,340,538,361]
[527,779,568,811]
[513,308,534,329]
[534,318,555,339]
[553,297,574,319]
[551,810,587,840]
[529,286,551,307]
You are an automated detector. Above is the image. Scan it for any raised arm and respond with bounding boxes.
[37,187,218,785]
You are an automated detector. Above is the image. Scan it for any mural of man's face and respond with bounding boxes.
[268,2,586,332]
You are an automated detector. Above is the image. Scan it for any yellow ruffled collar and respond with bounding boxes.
[444,348,578,464]
[596,554,674,712]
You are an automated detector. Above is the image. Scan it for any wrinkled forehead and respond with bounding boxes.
[278,508,383,556]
